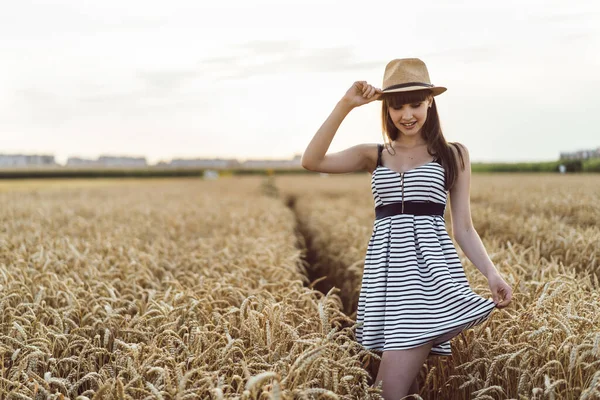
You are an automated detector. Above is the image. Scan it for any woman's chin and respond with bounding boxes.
[399,129,420,135]
[397,124,421,133]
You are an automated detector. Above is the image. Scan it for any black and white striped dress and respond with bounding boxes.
[355,144,497,356]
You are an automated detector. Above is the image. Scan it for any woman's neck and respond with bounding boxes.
[393,137,427,149]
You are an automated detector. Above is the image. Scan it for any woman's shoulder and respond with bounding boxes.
[448,141,468,153]
[448,142,471,159]
[447,141,471,170]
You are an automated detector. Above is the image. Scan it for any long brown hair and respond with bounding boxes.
[380,89,466,191]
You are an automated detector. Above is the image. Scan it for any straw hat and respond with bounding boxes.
[380,58,447,98]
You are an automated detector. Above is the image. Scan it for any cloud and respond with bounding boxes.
[201,40,385,80]
[421,45,498,64]
[231,39,304,55]
[9,81,212,125]
[533,10,600,23]
[112,40,384,87]
[136,69,200,93]
[528,8,600,43]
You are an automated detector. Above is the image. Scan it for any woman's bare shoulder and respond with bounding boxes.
[448,141,471,169]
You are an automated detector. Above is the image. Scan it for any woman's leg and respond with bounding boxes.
[373,341,433,400]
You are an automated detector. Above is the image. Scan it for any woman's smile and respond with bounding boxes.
[389,100,429,134]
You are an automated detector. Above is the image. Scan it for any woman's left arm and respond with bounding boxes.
[448,143,513,308]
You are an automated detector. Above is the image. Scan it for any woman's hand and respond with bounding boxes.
[488,273,513,308]
[340,81,383,109]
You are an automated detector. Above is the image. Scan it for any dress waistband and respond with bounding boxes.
[375,201,445,220]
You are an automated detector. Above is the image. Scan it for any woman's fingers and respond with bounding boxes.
[349,81,382,103]
[366,86,382,99]
[496,284,512,308]
[370,86,383,98]
[504,287,513,304]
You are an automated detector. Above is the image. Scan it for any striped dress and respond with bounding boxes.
[355,144,497,356]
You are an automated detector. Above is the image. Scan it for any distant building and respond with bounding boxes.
[559,147,600,160]
[241,154,302,169]
[98,156,147,167]
[169,158,239,169]
[66,157,98,166]
[0,154,56,167]
[66,156,147,167]
[1,152,306,169]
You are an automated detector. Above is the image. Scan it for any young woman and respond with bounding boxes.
[301,58,513,399]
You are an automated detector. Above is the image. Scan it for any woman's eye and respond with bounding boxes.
[411,103,421,108]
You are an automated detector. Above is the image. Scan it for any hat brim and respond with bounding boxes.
[377,86,447,100]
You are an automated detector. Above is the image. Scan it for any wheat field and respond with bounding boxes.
[0,173,598,399]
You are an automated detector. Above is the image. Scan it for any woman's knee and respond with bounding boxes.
[380,342,433,375]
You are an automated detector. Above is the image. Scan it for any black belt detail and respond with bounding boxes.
[375,201,445,220]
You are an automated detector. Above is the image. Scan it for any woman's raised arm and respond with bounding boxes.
[301,81,382,174]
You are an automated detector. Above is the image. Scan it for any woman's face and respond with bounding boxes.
[388,95,432,136]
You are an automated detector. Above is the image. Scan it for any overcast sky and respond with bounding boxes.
[1,0,599,164]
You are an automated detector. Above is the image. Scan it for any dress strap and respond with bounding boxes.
[376,144,383,167]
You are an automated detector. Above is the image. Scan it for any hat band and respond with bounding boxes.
[383,82,434,91]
